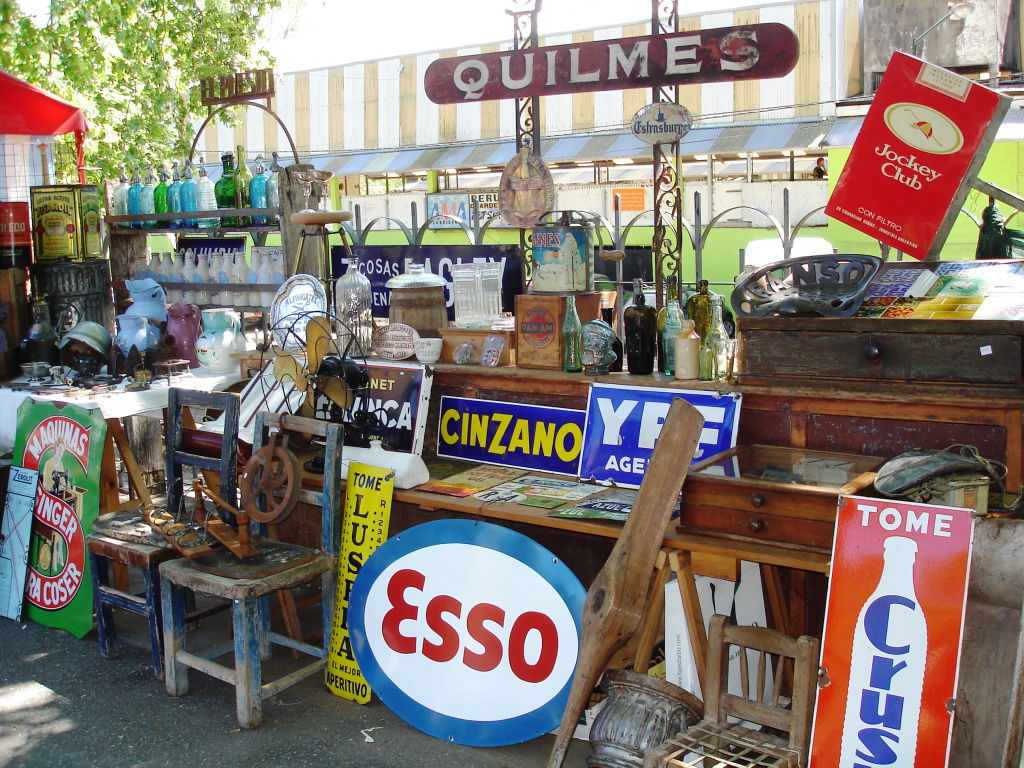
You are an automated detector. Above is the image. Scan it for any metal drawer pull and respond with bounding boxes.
[864,344,881,360]
[748,519,766,533]
[750,493,765,508]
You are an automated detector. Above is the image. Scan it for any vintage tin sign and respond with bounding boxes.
[349,519,585,745]
[809,496,974,768]
[12,400,106,638]
[0,202,32,267]
[530,225,592,294]
[29,184,101,261]
[436,395,586,476]
[372,323,419,360]
[0,466,39,622]
[578,383,741,488]
[631,102,693,145]
[326,462,394,703]
[826,52,1010,259]
[424,24,799,103]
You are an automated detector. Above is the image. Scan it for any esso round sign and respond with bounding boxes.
[349,520,585,746]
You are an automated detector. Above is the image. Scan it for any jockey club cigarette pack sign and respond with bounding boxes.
[12,399,106,638]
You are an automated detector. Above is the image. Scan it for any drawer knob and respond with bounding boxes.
[864,344,881,361]
[750,493,765,508]
[748,519,766,533]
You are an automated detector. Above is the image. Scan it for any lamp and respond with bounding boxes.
[911,2,975,58]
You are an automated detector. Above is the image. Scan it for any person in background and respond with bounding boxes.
[812,157,827,179]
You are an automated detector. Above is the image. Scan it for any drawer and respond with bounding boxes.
[677,502,835,551]
[683,479,839,522]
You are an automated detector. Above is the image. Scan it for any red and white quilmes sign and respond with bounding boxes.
[809,495,975,768]
[826,52,1009,259]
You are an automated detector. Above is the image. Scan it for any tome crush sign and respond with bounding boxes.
[809,496,974,768]
[348,520,585,746]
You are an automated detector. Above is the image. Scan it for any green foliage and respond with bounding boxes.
[0,0,281,183]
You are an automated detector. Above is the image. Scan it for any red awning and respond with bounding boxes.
[0,69,87,135]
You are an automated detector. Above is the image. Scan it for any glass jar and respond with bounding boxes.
[385,263,449,338]
[335,254,373,357]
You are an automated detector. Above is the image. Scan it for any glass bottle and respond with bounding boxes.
[335,254,373,357]
[623,278,657,375]
[112,168,130,228]
[562,294,583,373]
[22,294,56,364]
[153,164,170,227]
[838,536,926,768]
[659,276,684,376]
[265,151,281,227]
[685,279,714,341]
[195,163,218,229]
[127,166,143,230]
[233,144,252,226]
[139,168,157,229]
[214,152,238,227]
[673,319,701,380]
[167,161,183,228]
[249,154,269,226]
[179,160,198,229]
[698,294,731,381]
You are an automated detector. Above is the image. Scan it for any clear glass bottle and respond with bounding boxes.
[233,144,252,226]
[685,279,713,341]
[127,166,143,230]
[659,276,684,376]
[335,254,373,358]
[214,152,238,227]
[139,168,157,229]
[167,161,183,228]
[265,151,281,227]
[153,164,170,227]
[562,294,583,373]
[623,278,657,375]
[249,154,269,226]
[179,160,198,229]
[698,294,731,381]
[112,168,130,228]
[195,163,218,229]
[673,319,701,380]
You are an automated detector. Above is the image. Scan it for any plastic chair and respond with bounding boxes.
[158,411,342,729]
[644,614,821,768]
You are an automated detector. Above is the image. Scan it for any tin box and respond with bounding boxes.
[30,184,102,261]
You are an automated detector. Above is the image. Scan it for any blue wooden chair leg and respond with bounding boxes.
[90,552,119,659]
[161,576,189,697]
[233,596,263,729]
[142,564,163,678]
[257,595,272,662]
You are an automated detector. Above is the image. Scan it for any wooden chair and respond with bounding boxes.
[158,411,342,729]
[644,614,820,768]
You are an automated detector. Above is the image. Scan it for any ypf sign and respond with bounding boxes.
[349,520,585,746]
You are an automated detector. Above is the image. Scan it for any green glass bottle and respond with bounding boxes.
[698,294,732,381]
[153,164,170,226]
[214,152,238,227]
[658,275,683,375]
[233,144,252,227]
[685,279,713,341]
[562,294,583,373]
[623,278,657,375]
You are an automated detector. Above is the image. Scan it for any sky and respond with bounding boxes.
[263,0,777,73]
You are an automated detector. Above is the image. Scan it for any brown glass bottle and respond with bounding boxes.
[623,278,657,375]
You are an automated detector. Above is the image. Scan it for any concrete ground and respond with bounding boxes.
[0,606,594,768]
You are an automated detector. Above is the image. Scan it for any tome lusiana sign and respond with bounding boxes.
[423,24,798,103]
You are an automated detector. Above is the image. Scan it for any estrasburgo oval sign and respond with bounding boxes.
[631,102,693,145]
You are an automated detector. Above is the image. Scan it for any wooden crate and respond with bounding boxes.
[515,292,601,370]
[0,267,28,377]
[438,328,516,366]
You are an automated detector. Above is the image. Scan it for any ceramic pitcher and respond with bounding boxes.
[166,302,202,368]
[114,313,160,355]
[195,308,244,373]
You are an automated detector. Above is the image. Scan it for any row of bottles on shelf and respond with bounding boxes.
[560,277,733,381]
[111,145,282,230]
[133,247,286,308]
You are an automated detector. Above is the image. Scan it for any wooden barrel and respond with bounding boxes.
[388,285,448,338]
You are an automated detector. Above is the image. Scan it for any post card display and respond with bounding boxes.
[809,496,975,768]
[12,400,106,638]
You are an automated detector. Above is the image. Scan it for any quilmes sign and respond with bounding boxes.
[436,396,585,476]
[349,519,585,745]
[809,496,974,768]
[199,68,275,107]
[631,102,693,145]
[579,383,741,488]
[423,24,798,103]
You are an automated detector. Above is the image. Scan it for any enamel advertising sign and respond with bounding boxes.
[12,399,106,638]
[349,519,585,746]
[826,52,1010,259]
[809,496,974,768]
[578,383,741,488]
[424,24,798,103]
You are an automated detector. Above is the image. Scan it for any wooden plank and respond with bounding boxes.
[632,550,671,674]
[547,399,704,768]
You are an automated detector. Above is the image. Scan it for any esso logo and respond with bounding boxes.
[350,520,585,746]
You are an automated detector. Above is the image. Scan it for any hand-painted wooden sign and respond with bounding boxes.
[198,68,275,107]
[423,24,798,104]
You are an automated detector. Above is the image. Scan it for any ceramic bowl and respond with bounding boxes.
[20,361,50,379]
[415,337,444,364]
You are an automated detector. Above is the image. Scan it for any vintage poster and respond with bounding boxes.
[418,464,527,497]
[12,399,107,638]
[809,496,974,768]
[325,462,394,703]
[0,466,39,621]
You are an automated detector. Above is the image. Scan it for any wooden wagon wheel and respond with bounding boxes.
[240,442,301,524]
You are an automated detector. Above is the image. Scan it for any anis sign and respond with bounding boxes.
[423,24,798,104]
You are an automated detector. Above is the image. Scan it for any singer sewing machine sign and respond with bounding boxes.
[423,24,798,103]
[12,400,106,638]
[808,495,975,768]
